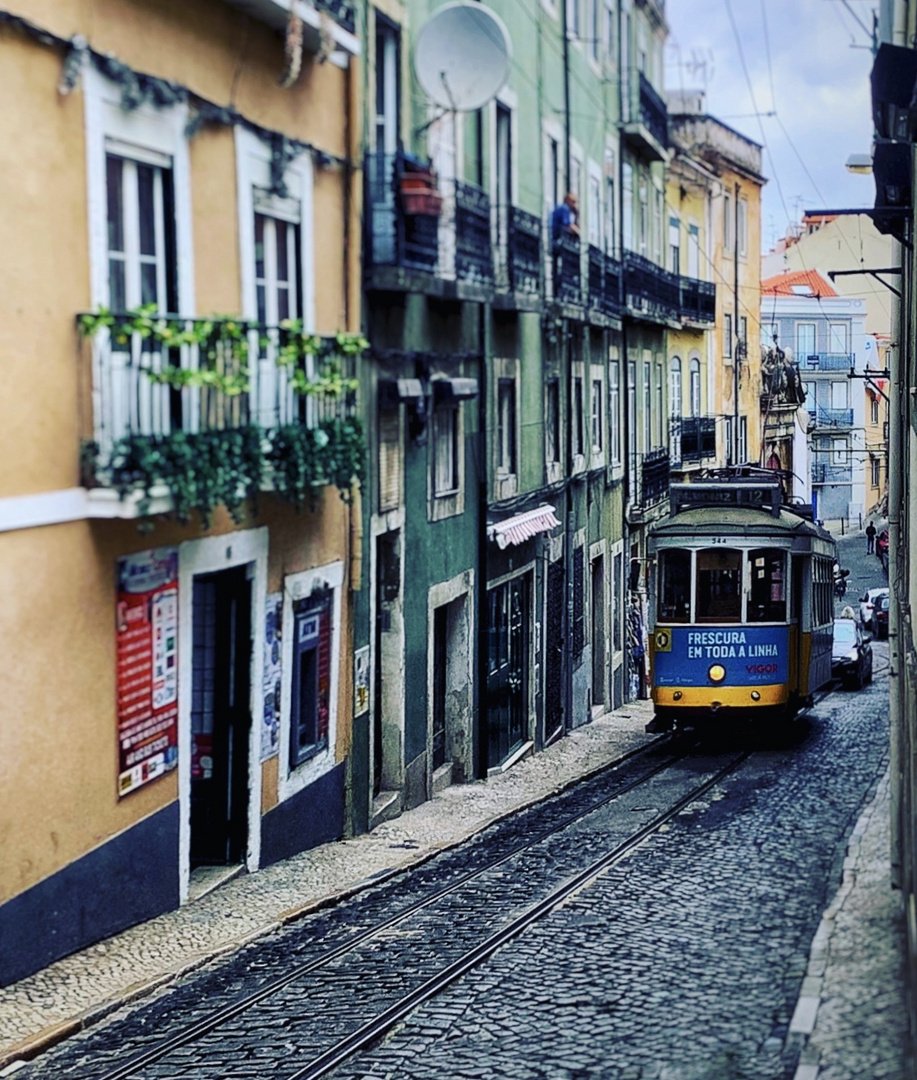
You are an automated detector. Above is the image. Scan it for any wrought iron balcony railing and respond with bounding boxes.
[78,313,362,514]
[315,0,356,34]
[586,245,623,317]
[802,353,854,371]
[670,415,717,465]
[365,151,494,290]
[623,68,669,156]
[494,205,542,297]
[631,446,670,507]
[553,228,583,306]
[679,276,716,324]
[809,406,855,428]
[623,251,680,322]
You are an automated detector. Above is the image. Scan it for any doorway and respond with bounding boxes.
[487,574,530,769]
[592,554,606,711]
[190,566,252,867]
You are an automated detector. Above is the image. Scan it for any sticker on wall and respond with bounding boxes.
[354,645,369,717]
[261,592,283,761]
[116,548,179,797]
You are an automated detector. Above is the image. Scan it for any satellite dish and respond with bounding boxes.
[414,2,512,112]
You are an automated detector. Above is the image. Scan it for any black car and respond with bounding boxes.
[832,618,873,690]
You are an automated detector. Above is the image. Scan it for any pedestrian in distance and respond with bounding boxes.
[866,520,876,554]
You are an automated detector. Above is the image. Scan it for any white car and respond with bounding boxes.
[859,587,889,629]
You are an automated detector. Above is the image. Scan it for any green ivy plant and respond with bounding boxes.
[78,306,367,527]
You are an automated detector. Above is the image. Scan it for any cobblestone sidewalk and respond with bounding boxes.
[0,701,657,1069]
[790,768,913,1080]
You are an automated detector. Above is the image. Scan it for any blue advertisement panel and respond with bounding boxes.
[652,625,789,687]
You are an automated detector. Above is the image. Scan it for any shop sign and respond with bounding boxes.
[116,548,179,797]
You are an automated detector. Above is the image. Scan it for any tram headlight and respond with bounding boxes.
[751,691,761,702]
[708,664,727,683]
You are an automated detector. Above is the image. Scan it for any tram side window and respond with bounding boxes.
[658,550,691,623]
[814,556,832,627]
[696,549,743,623]
[748,549,787,622]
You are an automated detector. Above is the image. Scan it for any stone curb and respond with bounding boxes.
[0,725,662,1072]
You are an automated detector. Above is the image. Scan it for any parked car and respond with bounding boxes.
[832,618,873,690]
[874,594,890,639]
[858,587,889,629]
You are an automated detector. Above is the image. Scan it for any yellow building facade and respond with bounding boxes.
[669,98,765,471]
[0,0,363,984]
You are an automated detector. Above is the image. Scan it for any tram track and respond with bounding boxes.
[76,743,748,1080]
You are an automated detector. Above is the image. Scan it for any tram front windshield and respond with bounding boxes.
[657,547,788,624]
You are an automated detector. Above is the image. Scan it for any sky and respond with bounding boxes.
[664,0,878,252]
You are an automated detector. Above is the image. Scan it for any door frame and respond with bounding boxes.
[178,528,268,903]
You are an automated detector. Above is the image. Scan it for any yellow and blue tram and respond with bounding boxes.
[647,476,836,729]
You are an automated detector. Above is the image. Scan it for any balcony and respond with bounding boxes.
[494,205,542,307]
[678,276,716,324]
[586,245,623,322]
[670,415,716,466]
[365,152,494,300]
[78,313,364,521]
[628,447,670,516]
[552,229,582,308]
[217,0,359,60]
[623,251,680,324]
[809,407,855,428]
[802,353,854,371]
[813,463,853,485]
[622,69,669,161]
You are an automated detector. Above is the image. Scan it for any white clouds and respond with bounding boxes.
[665,0,876,245]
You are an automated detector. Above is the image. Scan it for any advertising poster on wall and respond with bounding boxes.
[261,592,282,761]
[116,548,179,797]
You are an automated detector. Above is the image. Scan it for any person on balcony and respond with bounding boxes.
[551,192,580,242]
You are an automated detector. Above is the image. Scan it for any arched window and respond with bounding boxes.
[670,357,682,418]
[689,357,701,418]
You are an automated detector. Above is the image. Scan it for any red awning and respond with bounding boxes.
[487,505,561,549]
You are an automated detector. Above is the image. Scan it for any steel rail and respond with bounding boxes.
[93,734,681,1080]
[284,751,750,1080]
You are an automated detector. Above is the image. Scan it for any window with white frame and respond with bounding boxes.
[872,456,880,486]
[573,375,585,458]
[609,360,621,466]
[724,192,733,253]
[642,361,651,449]
[833,437,847,466]
[831,380,848,410]
[796,322,815,361]
[622,161,634,251]
[871,397,880,425]
[588,172,602,247]
[669,215,680,274]
[567,0,581,38]
[690,358,701,417]
[546,378,560,468]
[497,378,517,475]
[434,402,460,495]
[737,197,748,257]
[603,0,616,63]
[739,416,748,464]
[587,0,600,62]
[254,194,301,325]
[739,315,748,354]
[605,172,616,257]
[653,187,663,264]
[106,151,176,313]
[687,223,700,278]
[724,314,733,359]
[655,364,663,445]
[591,378,604,451]
[829,323,849,354]
[289,590,332,768]
[280,562,343,799]
[670,358,682,418]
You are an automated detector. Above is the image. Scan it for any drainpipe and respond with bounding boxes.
[561,0,571,187]
[733,181,740,464]
[476,303,490,779]
[888,234,903,889]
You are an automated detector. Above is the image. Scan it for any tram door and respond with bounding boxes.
[487,575,530,768]
[190,567,251,868]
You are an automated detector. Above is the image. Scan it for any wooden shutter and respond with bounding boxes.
[378,404,402,512]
